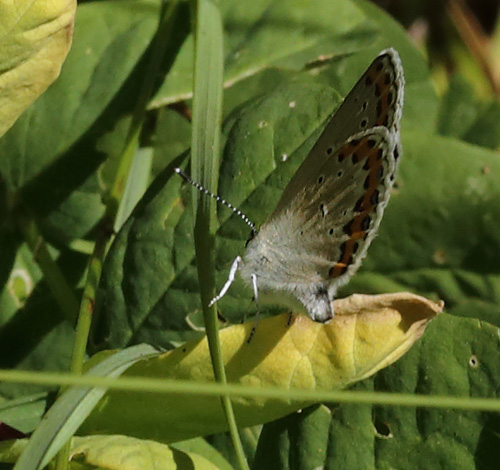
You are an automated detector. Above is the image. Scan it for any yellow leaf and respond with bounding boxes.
[82,293,442,443]
[0,0,76,137]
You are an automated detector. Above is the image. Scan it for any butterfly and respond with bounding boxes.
[178,48,404,322]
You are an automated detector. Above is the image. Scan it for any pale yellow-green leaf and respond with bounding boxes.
[69,435,220,470]
[0,436,220,469]
[82,293,441,443]
[0,0,76,137]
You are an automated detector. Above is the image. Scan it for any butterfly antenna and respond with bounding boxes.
[175,168,256,232]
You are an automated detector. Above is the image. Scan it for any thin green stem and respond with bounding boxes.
[190,0,249,468]
[1,369,500,413]
[17,214,79,323]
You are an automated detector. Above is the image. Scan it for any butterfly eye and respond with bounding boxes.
[326,147,333,155]
[337,171,343,177]
[360,119,367,128]
[328,228,334,235]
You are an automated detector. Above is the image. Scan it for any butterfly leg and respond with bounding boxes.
[247,274,260,343]
[209,256,242,307]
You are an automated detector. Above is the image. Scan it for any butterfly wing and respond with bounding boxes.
[241,49,404,321]
[274,48,404,214]
[242,127,397,321]
[287,127,397,285]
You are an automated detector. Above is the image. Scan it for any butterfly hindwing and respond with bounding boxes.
[266,127,395,285]
[241,127,397,321]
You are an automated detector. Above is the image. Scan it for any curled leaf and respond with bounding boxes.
[0,0,76,137]
[82,293,442,443]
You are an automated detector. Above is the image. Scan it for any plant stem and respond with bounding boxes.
[190,0,249,468]
[2,369,500,414]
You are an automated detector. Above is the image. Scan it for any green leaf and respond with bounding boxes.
[151,0,375,107]
[252,404,331,470]
[438,74,500,150]
[0,246,83,400]
[0,0,76,138]
[464,100,500,150]
[253,313,500,470]
[0,393,48,435]
[438,74,482,138]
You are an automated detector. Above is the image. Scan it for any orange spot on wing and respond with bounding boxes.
[329,137,386,279]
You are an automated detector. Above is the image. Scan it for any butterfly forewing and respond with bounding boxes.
[274,48,404,214]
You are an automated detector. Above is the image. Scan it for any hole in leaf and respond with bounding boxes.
[469,355,479,368]
[374,419,393,439]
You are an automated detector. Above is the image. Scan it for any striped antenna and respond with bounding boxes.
[175,168,256,232]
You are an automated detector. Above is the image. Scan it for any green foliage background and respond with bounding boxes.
[1,0,499,468]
